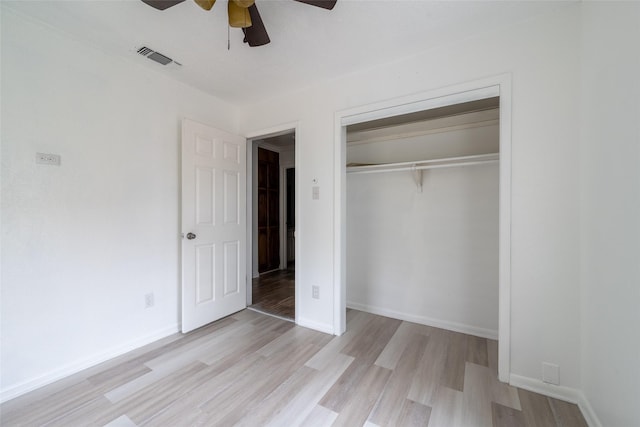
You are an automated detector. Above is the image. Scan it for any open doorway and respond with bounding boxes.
[248,131,296,320]
[345,96,500,344]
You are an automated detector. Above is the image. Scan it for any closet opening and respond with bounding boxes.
[248,130,296,321]
[334,80,512,382]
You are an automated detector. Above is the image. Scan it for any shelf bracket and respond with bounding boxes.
[411,166,423,193]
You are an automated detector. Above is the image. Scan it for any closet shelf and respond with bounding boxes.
[346,153,499,192]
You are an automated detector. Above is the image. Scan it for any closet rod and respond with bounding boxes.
[346,153,499,175]
[347,159,498,175]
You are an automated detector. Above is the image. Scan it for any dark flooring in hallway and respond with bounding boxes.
[251,264,295,319]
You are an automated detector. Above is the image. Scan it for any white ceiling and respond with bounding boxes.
[3,0,569,106]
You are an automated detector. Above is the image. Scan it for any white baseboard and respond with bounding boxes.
[297,317,334,335]
[0,323,180,404]
[347,301,498,340]
[509,374,581,403]
[509,374,602,427]
[576,392,602,427]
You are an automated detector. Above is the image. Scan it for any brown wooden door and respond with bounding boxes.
[258,148,280,273]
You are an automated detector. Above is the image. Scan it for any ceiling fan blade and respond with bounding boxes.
[194,0,216,11]
[242,4,270,47]
[293,0,337,10]
[140,0,187,10]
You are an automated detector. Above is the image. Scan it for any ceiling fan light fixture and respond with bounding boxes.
[194,0,216,11]
[231,0,255,8]
[140,0,187,11]
[228,0,252,28]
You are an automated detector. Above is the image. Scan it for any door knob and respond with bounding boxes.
[186,232,196,240]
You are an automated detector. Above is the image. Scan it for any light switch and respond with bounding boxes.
[312,186,320,200]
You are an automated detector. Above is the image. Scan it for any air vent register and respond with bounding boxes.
[136,46,182,66]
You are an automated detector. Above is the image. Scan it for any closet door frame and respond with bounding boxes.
[333,75,512,383]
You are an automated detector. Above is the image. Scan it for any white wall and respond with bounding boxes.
[347,123,499,165]
[346,161,499,337]
[580,3,640,426]
[240,4,583,389]
[0,8,238,400]
[280,147,295,167]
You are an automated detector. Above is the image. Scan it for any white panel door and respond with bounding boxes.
[182,119,246,333]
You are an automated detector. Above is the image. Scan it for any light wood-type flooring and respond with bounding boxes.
[1,309,588,427]
[250,264,295,319]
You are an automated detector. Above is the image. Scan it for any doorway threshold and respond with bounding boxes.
[247,306,295,323]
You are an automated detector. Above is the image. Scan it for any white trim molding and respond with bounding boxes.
[509,374,602,427]
[347,302,498,340]
[576,395,603,427]
[297,317,334,335]
[245,121,300,141]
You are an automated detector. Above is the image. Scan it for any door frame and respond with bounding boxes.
[245,122,299,323]
[333,75,512,382]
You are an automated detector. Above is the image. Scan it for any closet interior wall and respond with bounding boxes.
[346,112,500,338]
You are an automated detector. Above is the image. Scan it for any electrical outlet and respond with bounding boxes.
[542,362,559,385]
[145,293,155,308]
[312,285,319,299]
[36,152,61,166]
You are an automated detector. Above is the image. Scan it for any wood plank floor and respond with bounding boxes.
[0,309,588,427]
[250,265,295,319]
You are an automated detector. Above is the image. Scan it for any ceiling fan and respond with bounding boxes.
[141,0,337,47]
